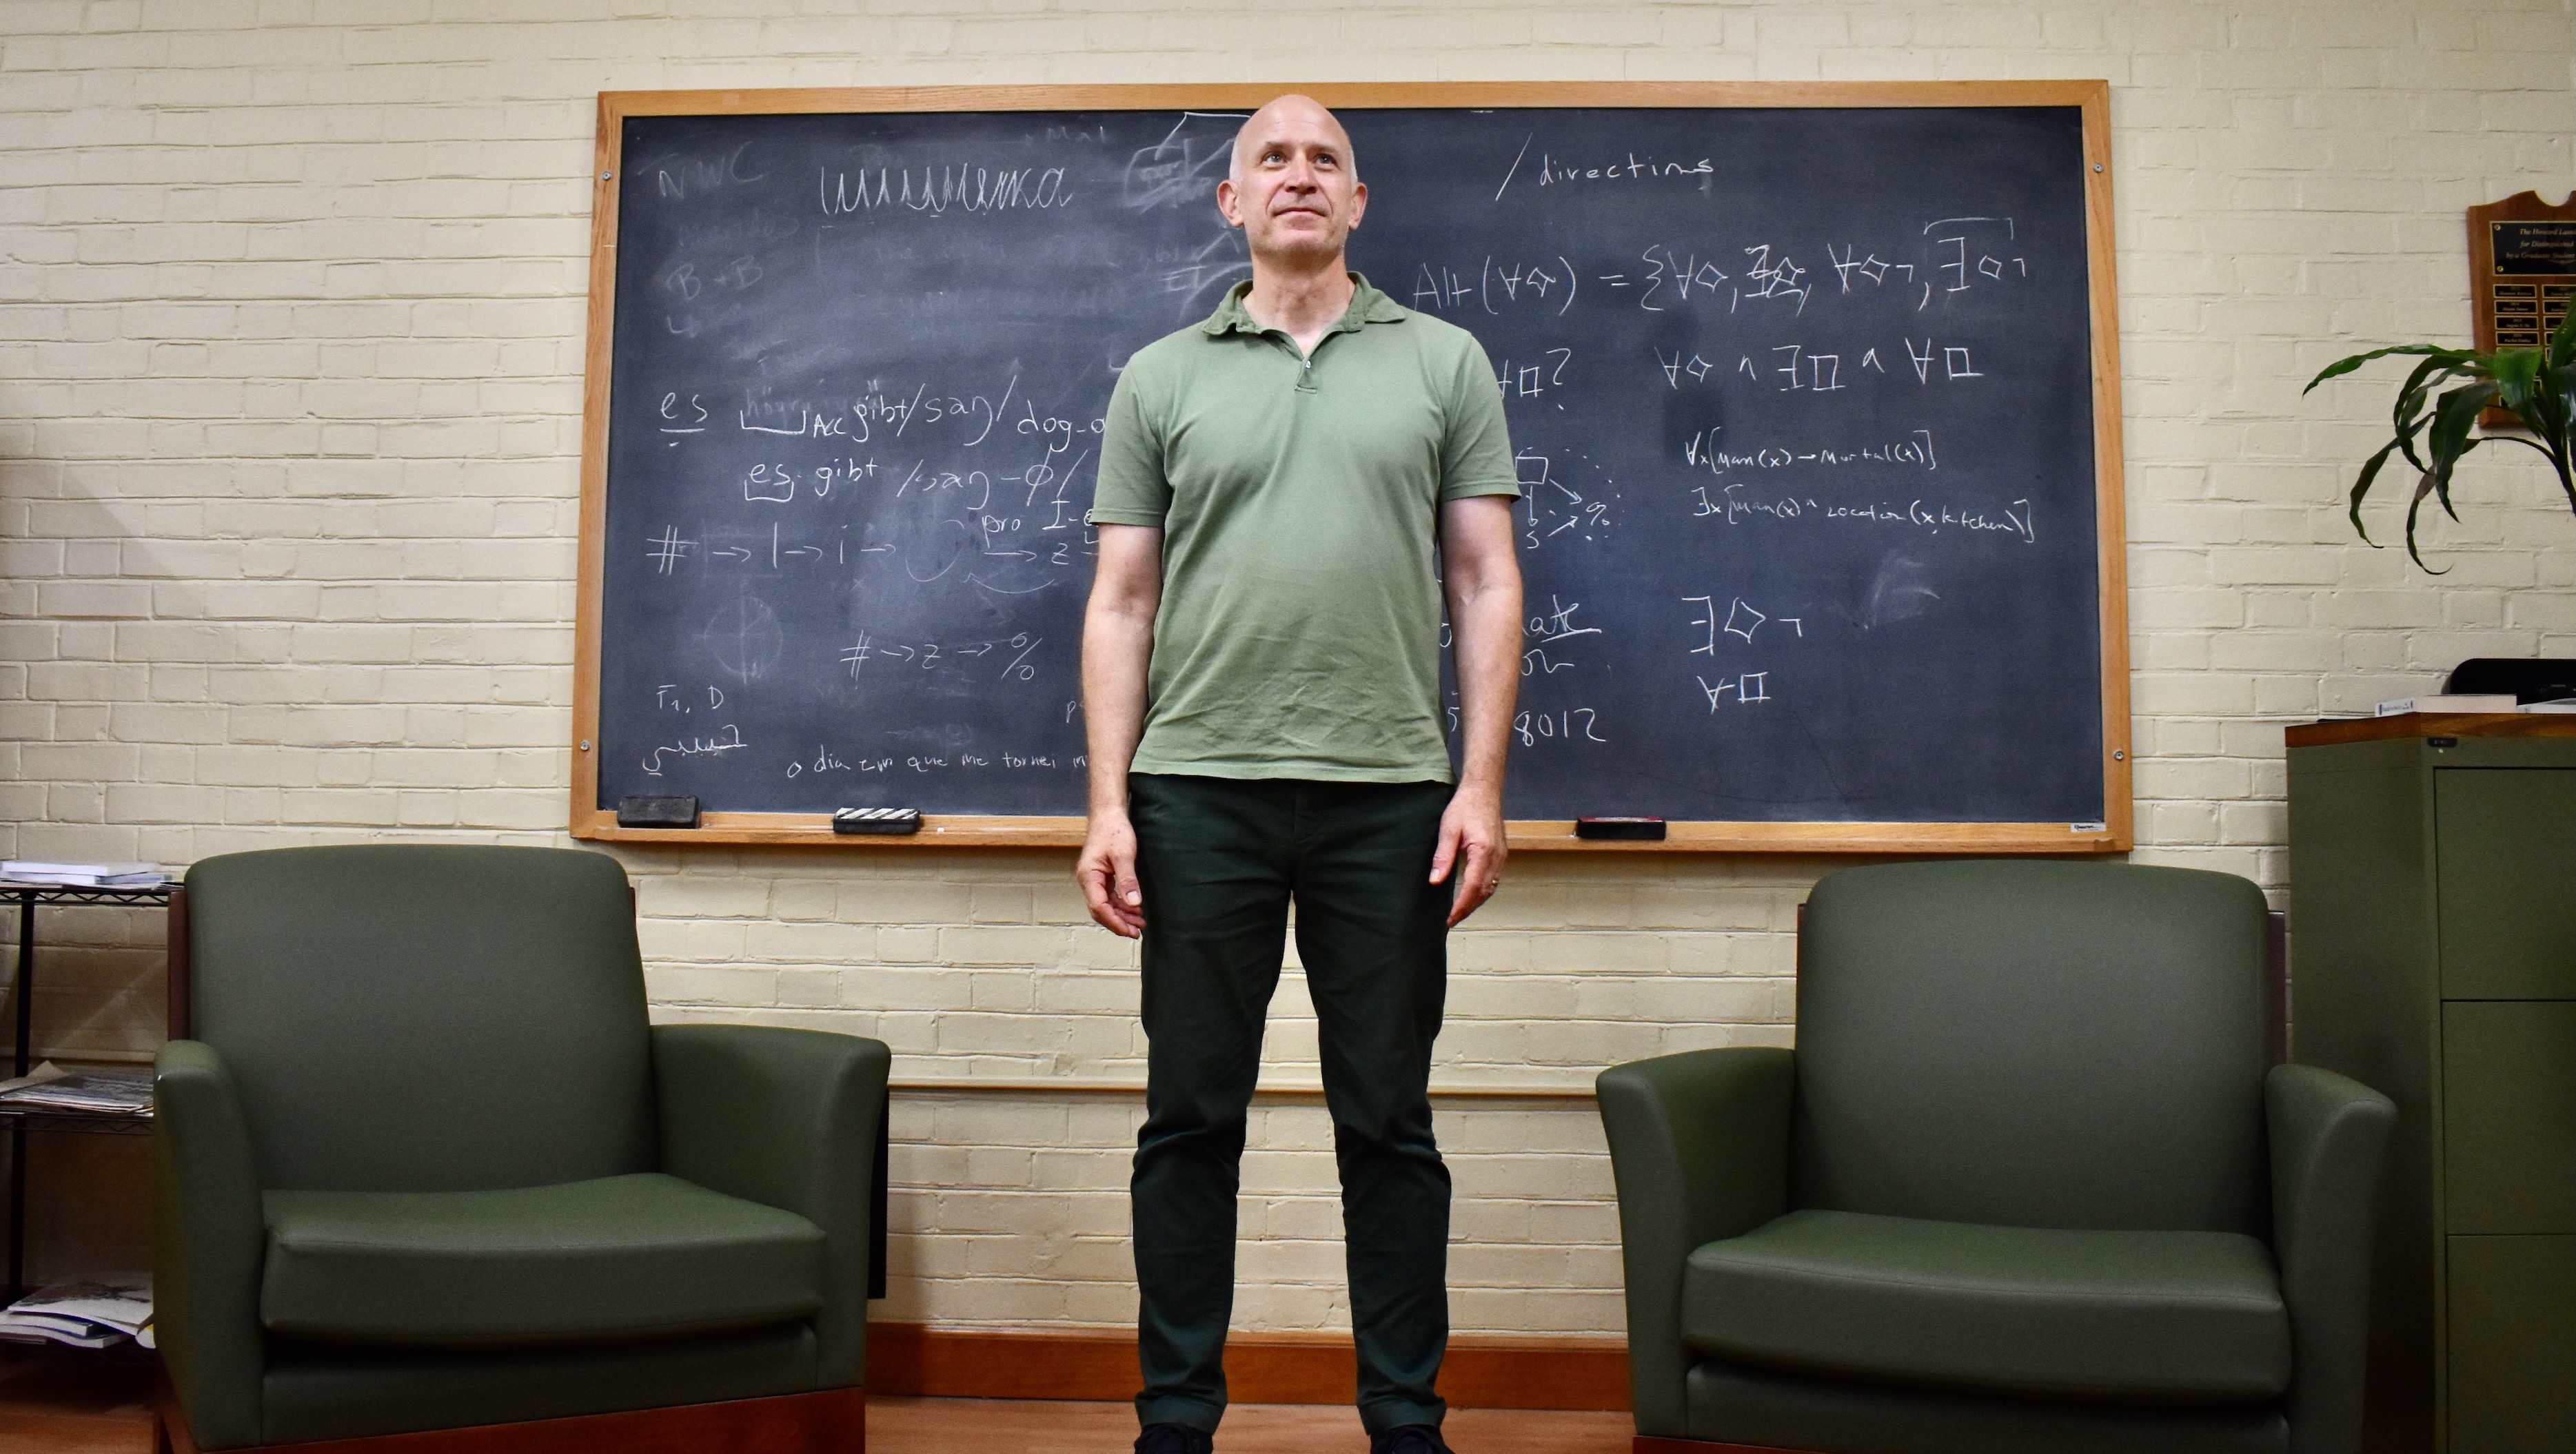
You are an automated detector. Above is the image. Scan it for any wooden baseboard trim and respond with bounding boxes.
[156,1376,863,1454]
[863,1322,1628,1411]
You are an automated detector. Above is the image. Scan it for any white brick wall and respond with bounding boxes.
[3,0,2572,1324]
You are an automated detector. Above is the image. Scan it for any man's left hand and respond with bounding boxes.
[1430,782,1508,927]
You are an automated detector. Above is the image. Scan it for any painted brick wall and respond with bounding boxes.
[2,0,2571,1322]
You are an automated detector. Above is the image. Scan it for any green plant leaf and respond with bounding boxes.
[2404,469,2453,573]
[2534,347,2576,478]
[2393,382,2498,566]
[2312,331,2576,572]
[2492,347,2543,412]
[2346,438,2407,545]
[2505,357,2571,460]
[2392,354,2468,471]
[2305,343,2468,393]
[2424,382,2495,499]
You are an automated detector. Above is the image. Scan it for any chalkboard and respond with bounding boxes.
[572,84,2131,852]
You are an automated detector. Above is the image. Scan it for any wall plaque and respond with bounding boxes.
[2470,192,2576,354]
[2467,192,2575,427]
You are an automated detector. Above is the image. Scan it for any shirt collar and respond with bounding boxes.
[1200,273,1408,336]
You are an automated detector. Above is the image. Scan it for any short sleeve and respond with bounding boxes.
[1089,362,1171,528]
[1438,334,1522,502]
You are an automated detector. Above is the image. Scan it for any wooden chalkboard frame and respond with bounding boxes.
[571,82,2131,854]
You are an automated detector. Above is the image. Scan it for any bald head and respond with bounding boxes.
[1229,94,1357,187]
[1217,92,1367,270]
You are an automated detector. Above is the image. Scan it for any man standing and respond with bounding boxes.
[1077,95,1524,1454]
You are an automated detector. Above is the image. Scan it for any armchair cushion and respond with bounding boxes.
[1685,1356,2290,1454]
[260,1173,824,1348]
[1682,1209,2291,1402]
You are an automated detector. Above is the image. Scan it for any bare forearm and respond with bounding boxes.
[1080,524,1164,818]
[1082,610,1152,814]
[1430,494,1521,924]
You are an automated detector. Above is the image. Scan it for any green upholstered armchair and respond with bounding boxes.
[1599,861,2395,1454]
[154,845,889,1453]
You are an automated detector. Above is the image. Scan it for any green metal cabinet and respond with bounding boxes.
[2288,725,2576,1454]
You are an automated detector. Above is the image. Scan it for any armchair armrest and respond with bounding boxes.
[153,1039,267,1451]
[652,1023,891,1389]
[2267,1061,2395,1454]
[1596,1046,1795,1438]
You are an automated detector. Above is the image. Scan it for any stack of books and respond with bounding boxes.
[0,1063,152,1117]
[0,1280,152,1350]
[2375,695,2576,716]
[0,860,168,888]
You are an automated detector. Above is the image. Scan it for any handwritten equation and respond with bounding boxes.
[1406,219,2034,324]
[1685,483,2036,542]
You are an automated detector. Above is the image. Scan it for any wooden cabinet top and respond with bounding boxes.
[2286,713,2576,749]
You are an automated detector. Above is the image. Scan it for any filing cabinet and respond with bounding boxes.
[2286,720,2576,1453]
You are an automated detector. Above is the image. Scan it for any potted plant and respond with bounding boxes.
[2307,314,2576,569]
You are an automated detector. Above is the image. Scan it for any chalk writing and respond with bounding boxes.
[641,722,747,776]
[820,163,1073,216]
[1684,596,1804,655]
[649,143,767,200]
[1517,451,1614,551]
[1694,673,1773,712]
[1689,483,2036,541]
[1682,430,1938,474]
[840,631,1047,682]
[1514,708,1609,744]
[1527,152,1713,187]
[1683,593,1799,714]
[1494,347,1574,400]
[1123,112,1245,209]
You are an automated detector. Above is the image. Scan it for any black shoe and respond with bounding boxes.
[1369,1426,1452,1454]
[1135,1422,1214,1454]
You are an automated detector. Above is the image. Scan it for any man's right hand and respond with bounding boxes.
[1077,808,1146,938]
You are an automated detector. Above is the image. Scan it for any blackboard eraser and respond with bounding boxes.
[833,807,923,836]
[1575,816,1666,841]
[617,795,700,829]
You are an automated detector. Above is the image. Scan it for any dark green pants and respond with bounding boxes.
[1127,774,1456,1436]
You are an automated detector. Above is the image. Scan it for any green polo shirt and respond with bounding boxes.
[1093,275,1521,783]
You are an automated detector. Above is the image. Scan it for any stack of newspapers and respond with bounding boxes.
[0,1280,152,1350]
[0,1064,152,1117]
[0,860,167,888]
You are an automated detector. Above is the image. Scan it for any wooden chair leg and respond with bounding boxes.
[153,1366,196,1454]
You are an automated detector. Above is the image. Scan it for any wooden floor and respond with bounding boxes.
[0,1345,156,1454]
[0,1356,1634,1454]
[869,1397,1634,1452]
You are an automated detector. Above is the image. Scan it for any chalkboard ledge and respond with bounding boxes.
[571,812,2129,854]
[574,812,1086,848]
